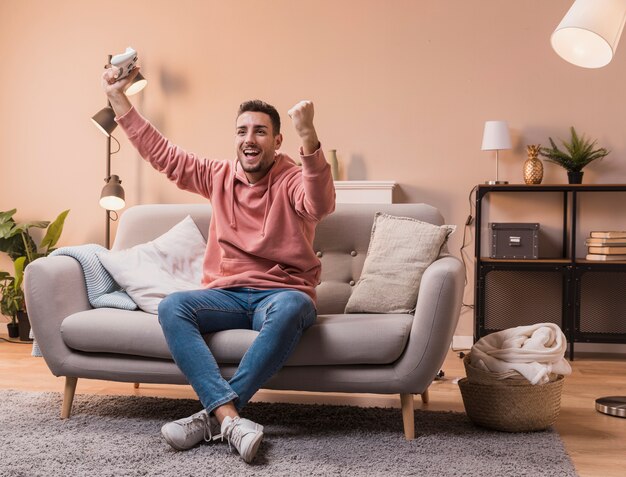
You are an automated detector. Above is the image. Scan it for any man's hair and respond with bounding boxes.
[237,100,281,136]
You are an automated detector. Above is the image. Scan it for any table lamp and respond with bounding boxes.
[481,120,512,185]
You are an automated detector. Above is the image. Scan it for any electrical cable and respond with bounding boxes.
[459,185,478,309]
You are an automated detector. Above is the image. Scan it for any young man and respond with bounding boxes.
[102,67,335,463]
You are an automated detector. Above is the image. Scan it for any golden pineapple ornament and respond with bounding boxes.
[523,144,544,184]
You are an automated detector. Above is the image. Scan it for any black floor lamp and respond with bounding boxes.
[90,55,147,249]
[552,0,626,418]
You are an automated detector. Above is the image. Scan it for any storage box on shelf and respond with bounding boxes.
[490,223,540,259]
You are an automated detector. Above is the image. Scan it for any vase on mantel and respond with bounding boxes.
[523,144,544,185]
[328,149,339,180]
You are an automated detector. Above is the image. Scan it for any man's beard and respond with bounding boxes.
[238,159,264,173]
[237,151,274,174]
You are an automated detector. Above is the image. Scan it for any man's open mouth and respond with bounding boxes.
[243,148,261,158]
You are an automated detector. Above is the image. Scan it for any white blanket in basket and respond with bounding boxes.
[470,323,572,385]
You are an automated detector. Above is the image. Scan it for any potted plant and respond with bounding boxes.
[539,127,609,184]
[0,271,23,338]
[0,208,69,340]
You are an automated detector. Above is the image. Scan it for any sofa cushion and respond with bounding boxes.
[60,310,413,366]
[345,213,455,314]
[97,215,206,314]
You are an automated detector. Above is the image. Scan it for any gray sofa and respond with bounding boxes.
[25,202,464,440]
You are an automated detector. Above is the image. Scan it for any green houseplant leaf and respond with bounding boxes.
[40,210,70,253]
[0,209,17,227]
[0,231,37,262]
[539,127,609,173]
[0,270,22,323]
[0,212,47,262]
[0,222,13,239]
[0,209,69,320]
[0,210,18,242]
[13,256,26,290]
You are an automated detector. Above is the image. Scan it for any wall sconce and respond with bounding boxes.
[91,55,147,248]
[481,120,512,185]
[552,0,626,68]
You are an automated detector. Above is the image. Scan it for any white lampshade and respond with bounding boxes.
[99,195,125,211]
[481,121,512,151]
[552,0,626,68]
[125,72,148,96]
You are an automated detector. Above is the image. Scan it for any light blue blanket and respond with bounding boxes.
[50,244,137,310]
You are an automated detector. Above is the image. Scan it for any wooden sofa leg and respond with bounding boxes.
[400,393,415,440]
[61,376,78,419]
[420,388,429,404]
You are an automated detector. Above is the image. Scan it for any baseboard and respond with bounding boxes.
[451,335,473,351]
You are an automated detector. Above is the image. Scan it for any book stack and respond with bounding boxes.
[586,231,626,261]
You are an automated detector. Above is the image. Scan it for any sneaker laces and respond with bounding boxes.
[222,417,244,454]
[182,412,215,442]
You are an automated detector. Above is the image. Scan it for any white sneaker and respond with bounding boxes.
[221,416,264,463]
[161,409,221,451]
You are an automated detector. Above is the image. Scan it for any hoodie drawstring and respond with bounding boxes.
[260,168,272,237]
[229,164,237,229]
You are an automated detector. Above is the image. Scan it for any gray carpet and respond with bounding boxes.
[0,390,578,477]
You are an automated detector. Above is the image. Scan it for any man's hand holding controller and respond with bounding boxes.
[102,47,141,117]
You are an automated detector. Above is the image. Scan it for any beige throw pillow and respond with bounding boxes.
[345,213,455,314]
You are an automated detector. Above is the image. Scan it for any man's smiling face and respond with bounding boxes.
[235,111,283,184]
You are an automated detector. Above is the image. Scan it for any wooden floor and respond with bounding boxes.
[1,332,625,476]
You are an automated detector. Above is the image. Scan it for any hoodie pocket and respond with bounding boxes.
[219,257,271,277]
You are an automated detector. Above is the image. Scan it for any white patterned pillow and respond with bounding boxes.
[97,215,206,314]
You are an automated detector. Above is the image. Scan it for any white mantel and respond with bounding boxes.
[334,180,397,204]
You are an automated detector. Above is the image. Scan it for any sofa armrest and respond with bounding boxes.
[394,255,465,388]
[24,256,91,376]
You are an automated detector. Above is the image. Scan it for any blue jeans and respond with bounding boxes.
[158,287,316,413]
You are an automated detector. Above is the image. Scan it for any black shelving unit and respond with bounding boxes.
[474,183,626,359]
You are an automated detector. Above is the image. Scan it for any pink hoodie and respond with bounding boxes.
[116,107,336,303]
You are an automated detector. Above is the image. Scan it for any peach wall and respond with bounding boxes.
[3,0,626,336]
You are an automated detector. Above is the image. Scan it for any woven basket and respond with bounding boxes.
[458,375,564,432]
[460,352,564,432]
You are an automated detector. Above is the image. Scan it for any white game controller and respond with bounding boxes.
[110,47,138,81]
